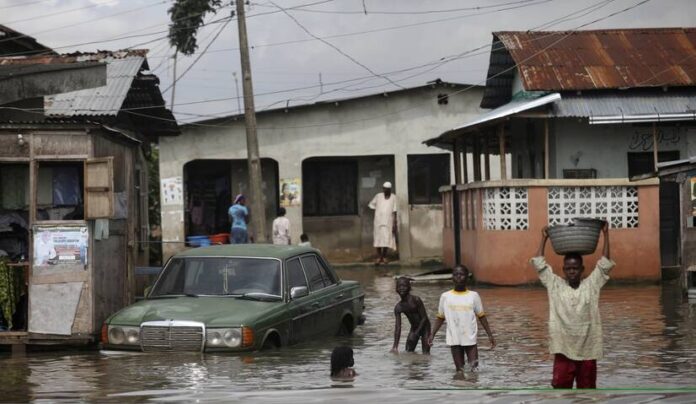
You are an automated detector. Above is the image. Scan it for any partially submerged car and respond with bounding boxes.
[101,245,365,352]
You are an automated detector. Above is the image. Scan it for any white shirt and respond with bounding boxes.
[436,289,485,346]
[368,193,397,227]
[531,256,615,360]
[272,216,291,245]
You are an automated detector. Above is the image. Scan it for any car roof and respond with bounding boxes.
[174,244,319,260]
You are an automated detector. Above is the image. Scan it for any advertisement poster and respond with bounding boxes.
[161,176,183,206]
[691,177,696,217]
[280,178,301,207]
[33,226,88,267]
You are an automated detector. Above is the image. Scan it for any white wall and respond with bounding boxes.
[159,84,485,261]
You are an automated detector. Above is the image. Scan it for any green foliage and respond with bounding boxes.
[168,0,224,55]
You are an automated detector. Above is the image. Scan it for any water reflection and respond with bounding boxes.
[1,267,695,402]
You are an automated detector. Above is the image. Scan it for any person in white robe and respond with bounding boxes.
[368,181,397,264]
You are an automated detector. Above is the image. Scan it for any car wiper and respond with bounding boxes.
[236,292,282,301]
[147,293,198,299]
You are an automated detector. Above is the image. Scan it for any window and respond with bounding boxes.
[303,160,358,216]
[286,258,308,292]
[36,161,84,220]
[315,256,337,286]
[301,255,326,291]
[407,154,450,204]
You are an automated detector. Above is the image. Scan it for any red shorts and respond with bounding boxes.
[552,353,597,389]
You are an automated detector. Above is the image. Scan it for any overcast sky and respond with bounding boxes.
[1,0,695,122]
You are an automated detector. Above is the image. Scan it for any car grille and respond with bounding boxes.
[140,320,205,352]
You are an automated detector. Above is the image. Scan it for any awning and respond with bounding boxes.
[424,92,560,147]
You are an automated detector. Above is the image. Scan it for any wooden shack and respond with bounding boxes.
[0,50,178,349]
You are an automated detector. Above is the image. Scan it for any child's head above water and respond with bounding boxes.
[330,346,354,377]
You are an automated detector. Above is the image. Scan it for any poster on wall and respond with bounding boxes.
[161,176,183,206]
[691,177,696,217]
[280,178,301,207]
[33,226,88,267]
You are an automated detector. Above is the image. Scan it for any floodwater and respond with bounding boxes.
[2,266,696,403]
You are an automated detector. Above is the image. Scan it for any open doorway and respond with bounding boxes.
[0,162,29,331]
[628,151,680,267]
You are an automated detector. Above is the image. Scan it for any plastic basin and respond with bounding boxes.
[547,218,604,255]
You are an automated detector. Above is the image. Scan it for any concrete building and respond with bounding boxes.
[426,28,696,285]
[159,80,485,263]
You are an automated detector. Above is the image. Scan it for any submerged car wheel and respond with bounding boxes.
[261,333,280,350]
[337,315,354,336]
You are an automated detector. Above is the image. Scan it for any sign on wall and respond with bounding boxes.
[33,226,88,267]
[161,176,183,206]
[280,178,301,207]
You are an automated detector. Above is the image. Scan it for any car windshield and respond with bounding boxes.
[149,257,281,297]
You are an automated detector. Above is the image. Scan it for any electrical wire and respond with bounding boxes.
[1,1,118,25]
[269,0,405,90]
[253,0,546,15]
[0,0,56,10]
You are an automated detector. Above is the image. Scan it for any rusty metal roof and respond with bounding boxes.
[497,28,696,91]
[481,28,696,108]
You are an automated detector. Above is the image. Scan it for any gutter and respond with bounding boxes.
[590,112,696,124]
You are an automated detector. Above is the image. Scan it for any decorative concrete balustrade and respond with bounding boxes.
[440,179,661,285]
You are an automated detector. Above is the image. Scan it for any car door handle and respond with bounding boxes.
[311,302,321,307]
[335,294,344,300]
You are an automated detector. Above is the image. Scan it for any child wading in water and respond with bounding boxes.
[330,346,357,379]
[429,266,496,376]
[391,277,431,354]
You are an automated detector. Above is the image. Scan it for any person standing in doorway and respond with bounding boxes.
[272,207,291,245]
[530,223,614,389]
[228,194,249,244]
[368,181,397,265]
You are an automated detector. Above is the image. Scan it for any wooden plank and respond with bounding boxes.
[652,122,659,171]
[473,135,482,181]
[84,157,114,218]
[0,133,30,158]
[484,133,491,181]
[32,133,90,156]
[462,139,468,184]
[544,119,550,179]
[453,139,462,184]
[32,271,88,285]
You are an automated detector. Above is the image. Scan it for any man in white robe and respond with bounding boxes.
[368,181,397,264]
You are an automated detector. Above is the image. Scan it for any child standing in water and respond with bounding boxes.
[428,266,496,376]
[390,277,431,354]
[330,346,357,379]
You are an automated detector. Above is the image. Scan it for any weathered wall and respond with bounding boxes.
[160,84,485,262]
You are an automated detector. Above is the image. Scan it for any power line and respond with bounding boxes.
[0,0,171,46]
[269,0,405,90]
[253,0,547,15]
[0,0,56,10]
[1,0,118,25]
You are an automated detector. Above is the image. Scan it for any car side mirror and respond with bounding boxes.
[290,286,309,300]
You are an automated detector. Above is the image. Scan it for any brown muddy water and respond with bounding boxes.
[1,266,696,403]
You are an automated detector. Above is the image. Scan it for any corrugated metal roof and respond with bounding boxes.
[552,91,696,118]
[424,92,560,146]
[44,51,146,117]
[495,28,696,92]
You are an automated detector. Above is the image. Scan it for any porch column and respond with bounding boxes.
[462,140,469,184]
[453,139,462,185]
[544,119,550,179]
[473,134,482,181]
[498,123,507,180]
[652,122,659,171]
[484,132,491,181]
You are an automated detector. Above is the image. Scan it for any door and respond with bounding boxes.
[285,257,313,344]
[627,151,681,267]
[299,254,336,336]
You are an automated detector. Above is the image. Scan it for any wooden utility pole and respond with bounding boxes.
[236,0,267,242]
[170,52,177,110]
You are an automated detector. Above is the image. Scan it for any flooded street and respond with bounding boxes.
[2,266,696,402]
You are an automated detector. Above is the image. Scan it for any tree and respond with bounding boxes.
[168,0,268,243]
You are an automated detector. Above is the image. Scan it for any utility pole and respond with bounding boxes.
[232,71,241,114]
[236,0,267,243]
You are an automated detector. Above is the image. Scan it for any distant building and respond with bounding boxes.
[426,28,696,285]
[159,80,485,263]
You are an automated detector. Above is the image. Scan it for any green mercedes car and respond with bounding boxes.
[101,245,365,352]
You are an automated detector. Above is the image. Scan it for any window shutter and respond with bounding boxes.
[85,157,114,219]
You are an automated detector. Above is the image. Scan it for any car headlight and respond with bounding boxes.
[108,326,140,345]
[206,328,242,348]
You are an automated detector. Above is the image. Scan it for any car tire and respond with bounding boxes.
[261,334,280,350]
[337,316,354,336]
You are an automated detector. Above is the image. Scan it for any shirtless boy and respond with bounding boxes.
[390,277,431,354]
